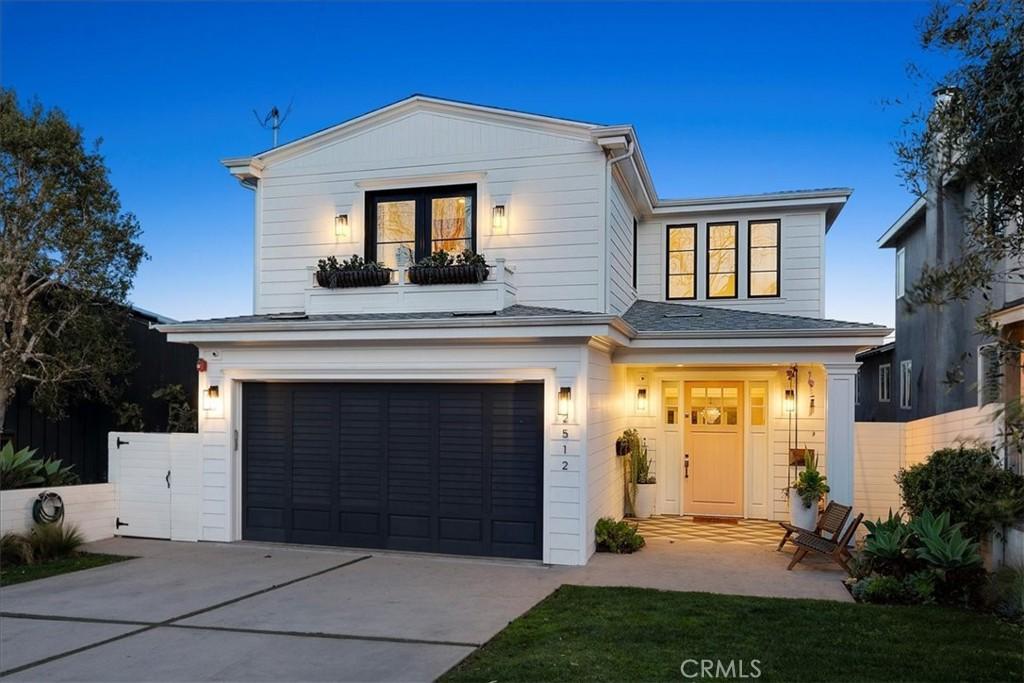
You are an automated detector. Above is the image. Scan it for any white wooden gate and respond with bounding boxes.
[108,432,201,541]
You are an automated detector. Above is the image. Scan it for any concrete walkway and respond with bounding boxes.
[0,534,849,681]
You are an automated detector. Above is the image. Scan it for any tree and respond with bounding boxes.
[894,0,1024,452]
[0,88,146,433]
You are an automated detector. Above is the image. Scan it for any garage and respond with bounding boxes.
[242,382,544,559]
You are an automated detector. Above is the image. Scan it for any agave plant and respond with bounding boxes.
[913,526,982,576]
[0,443,43,489]
[862,511,915,575]
[907,509,964,546]
[39,458,79,486]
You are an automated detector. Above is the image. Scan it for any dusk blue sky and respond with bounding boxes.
[3,1,954,327]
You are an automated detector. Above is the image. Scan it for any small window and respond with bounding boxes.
[896,248,906,299]
[899,360,912,409]
[750,384,767,426]
[879,364,891,402]
[748,219,780,297]
[707,222,738,298]
[978,344,1002,406]
[666,224,696,300]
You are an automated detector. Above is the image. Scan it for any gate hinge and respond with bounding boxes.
[116,517,129,529]
[233,429,239,452]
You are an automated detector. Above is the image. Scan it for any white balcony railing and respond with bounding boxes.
[303,257,517,315]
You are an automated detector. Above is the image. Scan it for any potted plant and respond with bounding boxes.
[407,249,489,285]
[315,255,392,288]
[789,453,829,529]
[634,444,657,519]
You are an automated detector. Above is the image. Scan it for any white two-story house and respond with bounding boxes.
[160,95,888,565]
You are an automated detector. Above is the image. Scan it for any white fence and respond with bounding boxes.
[108,432,202,542]
[854,422,905,524]
[0,483,115,542]
[904,404,1001,466]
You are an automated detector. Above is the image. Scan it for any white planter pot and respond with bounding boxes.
[789,487,818,530]
[635,484,657,519]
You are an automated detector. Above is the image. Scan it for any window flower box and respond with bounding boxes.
[407,249,489,286]
[315,255,392,289]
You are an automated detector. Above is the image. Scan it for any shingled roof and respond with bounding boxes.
[623,300,886,333]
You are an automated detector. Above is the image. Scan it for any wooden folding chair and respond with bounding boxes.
[776,501,851,551]
[786,513,864,574]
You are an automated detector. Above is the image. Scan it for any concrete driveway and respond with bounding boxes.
[0,538,564,682]
[0,531,848,682]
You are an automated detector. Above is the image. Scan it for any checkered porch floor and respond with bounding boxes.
[634,516,782,548]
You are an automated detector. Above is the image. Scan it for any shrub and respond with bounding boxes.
[854,575,908,604]
[861,510,916,578]
[595,517,645,554]
[903,570,937,604]
[792,454,829,508]
[982,566,1024,622]
[0,443,44,489]
[897,446,1024,541]
[28,523,84,563]
[0,532,34,566]
[152,384,197,433]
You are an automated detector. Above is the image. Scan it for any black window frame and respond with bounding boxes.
[665,223,697,301]
[706,221,738,299]
[365,184,478,265]
[747,218,781,299]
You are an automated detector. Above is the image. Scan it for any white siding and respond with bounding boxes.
[637,210,827,318]
[0,484,115,542]
[904,403,1002,466]
[255,110,607,315]
[606,170,636,315]
[854,422,905,523]
[197,340,593,566]
[585,345,627,556]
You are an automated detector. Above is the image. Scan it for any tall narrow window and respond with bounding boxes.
[666,224,696,300]
[896,248,906,299]
[707,222,737,298]
[978,344,1002,406]
[879,364,891,402]
[632,218,638,290]
[748,219,780,297]
[899,360,912,409]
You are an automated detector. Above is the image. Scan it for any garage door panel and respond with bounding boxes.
[243,382,542,559]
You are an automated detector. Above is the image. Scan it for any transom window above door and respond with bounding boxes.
[365,184,476,269]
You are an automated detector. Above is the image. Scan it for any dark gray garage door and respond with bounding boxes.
[242,382,544,559]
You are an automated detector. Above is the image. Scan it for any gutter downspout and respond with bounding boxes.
[603,140,635,314]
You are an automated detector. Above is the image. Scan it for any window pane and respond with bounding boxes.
[709,273,736,298]
[709,249,735,274]
[377,242,415,269]
[709,224,736,249]
[377,200,416,243]
[431,196,473,245]
[669,274,695,299]
[432,237,471,253]
[669,226,695,251]
[750,247,777,271]
[750,271,778,297]
[669,252,695,275]
[750,222,778,247]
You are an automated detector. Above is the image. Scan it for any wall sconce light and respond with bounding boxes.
[636,387,649,413]
[783,388,796,414]
[491,204,507,235]
[557,386,572,423]
[203,385,221,413]
[335,213,350,240]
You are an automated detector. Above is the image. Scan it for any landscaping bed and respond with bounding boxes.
[0,552,130,587]
[441,585,1023,683]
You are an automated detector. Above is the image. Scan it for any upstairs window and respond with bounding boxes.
[707,222,737,298]
[666,224,696,300]
[899,360,912,409]
[896,248,906,299]
[366,184,476,269]
[879,364,891,402]
[748,220,780,297]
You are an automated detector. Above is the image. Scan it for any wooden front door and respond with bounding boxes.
[683,382,744,517]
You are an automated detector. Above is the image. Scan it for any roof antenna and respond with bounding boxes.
[253,99,293,148]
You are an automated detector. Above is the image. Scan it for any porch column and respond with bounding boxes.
[824,362,860,507]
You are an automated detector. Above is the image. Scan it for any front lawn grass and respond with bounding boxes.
[442,585,1023,682]
[0,553,131,587]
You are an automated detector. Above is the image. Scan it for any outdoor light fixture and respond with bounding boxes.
[491,204,507,234]
[557,386,572,423]
[335,213,350,240]
[636,387,649,413]
[203,385,221,413]
[783,388,796,413]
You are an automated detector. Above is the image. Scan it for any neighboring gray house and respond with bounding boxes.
[856,180,1021,423]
